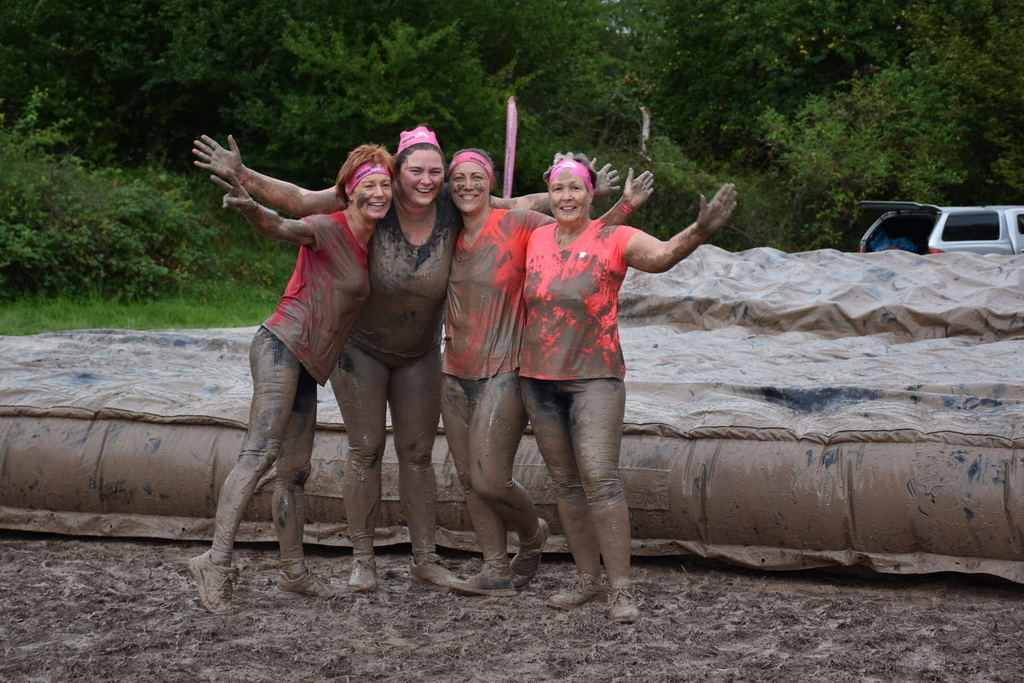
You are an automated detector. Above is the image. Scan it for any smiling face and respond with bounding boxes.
[548,171,592,227]
[396,148,445,209]
[349,174,392,222]
[449,161,492,217]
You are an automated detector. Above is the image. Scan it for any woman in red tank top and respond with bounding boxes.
[188,145,394,615]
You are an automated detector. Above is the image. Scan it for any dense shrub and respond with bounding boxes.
[761,65,967,249]
[0,98,221,302]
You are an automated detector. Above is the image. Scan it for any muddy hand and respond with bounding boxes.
[622,169,655,210]
[591,160,621,197]
[210,173,258,215]
[192,134,244,179]
[696,183,737,236]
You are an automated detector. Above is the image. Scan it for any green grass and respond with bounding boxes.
[1,283,285,336]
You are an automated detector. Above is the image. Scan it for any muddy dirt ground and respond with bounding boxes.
[2,530,1022,682]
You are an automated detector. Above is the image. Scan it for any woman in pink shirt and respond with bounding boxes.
[188,145,394,614]
[442,150,650,596]
[520,154,737,622]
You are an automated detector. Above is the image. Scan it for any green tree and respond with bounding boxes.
[761,65,966,249]
[275,0,648,193]
[0,0,650,192]
[638,0,908,163]
[906,0,1024,202]
[0,0,326,171]
[0,0,173,164]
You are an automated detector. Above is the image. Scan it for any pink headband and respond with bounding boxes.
[396,126,441,156]
[546,159,594,197]
[449,151,494,187]
[344,162,390,196]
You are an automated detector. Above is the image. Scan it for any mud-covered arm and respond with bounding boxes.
[211,174,317,247]
[192,134,342,217]
[490,191,551,212]
[623,183,737,273]
[597,169,654,226]
[489,160,622,212]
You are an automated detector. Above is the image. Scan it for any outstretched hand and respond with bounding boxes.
[621,169,655,210]
[695,183,738,237]
[192,134,244,179]
[591,159,621,197]
[209,173,258,215]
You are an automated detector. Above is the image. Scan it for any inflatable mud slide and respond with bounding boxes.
[3,247,1023,582]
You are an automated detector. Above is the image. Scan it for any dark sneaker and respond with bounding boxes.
[189,550,238,615]
[606,583,640,623]
[510,518,549,588]
[450,563,517,598]
[348,555,378,593]
[546,573,605,610]
[275,569,344,599]
[409,553,455,589]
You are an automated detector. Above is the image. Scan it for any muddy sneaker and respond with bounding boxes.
[510,518,549,588]
[348,555,378,593]
[189,550,238,615]
[606,584,640,623]
[409,553,455,589]
[275,569,344,600]
[450,563,517,598]
[545,573,605,610]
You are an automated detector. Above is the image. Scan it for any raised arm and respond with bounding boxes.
[623,183,737,273]
[490,190,550,212]
[211,174,317,247]
[489,159,622,212]
[598,168,654,226]
[193,134,342,217]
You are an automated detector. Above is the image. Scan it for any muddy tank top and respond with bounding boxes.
[443,208,549,379]
[264,211,370,384]
[346,188,463,356]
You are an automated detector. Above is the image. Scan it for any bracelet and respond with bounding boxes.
[618,203,633,215]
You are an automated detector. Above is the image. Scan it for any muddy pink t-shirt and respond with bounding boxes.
[443,208,549,379]
[521,219,640,381]
[264,211,370,385]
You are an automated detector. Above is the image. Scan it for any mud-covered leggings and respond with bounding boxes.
[211,326,318,575]
[440,371,541,566]
[520,376,632,587]
[330,340,441,560]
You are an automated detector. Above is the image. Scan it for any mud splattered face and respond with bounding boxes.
[548,172,592,226]
[350,174,392,222]
[449,162,491,216]
[397,149,444,209]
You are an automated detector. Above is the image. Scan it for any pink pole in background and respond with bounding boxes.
[503,96,517,199]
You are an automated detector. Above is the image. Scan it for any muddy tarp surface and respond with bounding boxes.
[2,246,1023,581]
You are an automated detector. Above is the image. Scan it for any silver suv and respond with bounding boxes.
[857,201,1024,255]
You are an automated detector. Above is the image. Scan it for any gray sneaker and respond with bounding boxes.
[606,583,640,623]
[409,553,455,589]
[348,555,378,593]
[275,569,344,599]
[189,550,238,615]
[510,518,549,588]
[546,573,605,610]
[450,563,517,598]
